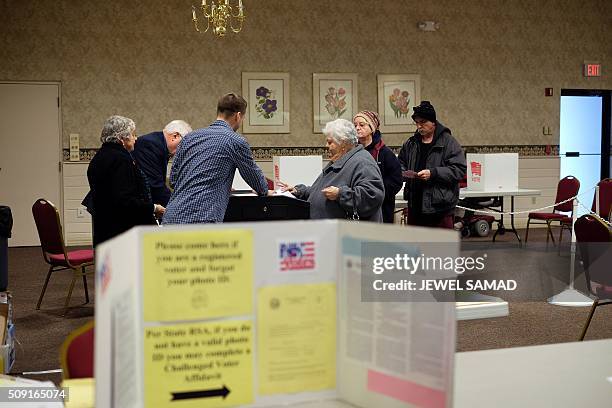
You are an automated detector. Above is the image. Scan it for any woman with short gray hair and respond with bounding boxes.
[323,118,358,147]
[280,118,385,221]
[100,115,136,145]
[87,115,164,246]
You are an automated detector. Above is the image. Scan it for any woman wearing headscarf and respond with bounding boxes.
[353,110,403,223]
[87,115,164,247]
[279,118,384,222]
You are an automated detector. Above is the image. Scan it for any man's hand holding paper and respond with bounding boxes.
[402,170,418,179]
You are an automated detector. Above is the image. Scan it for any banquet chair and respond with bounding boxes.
[60,320,94,378]
[574,214,612,340]
[558,178,612,249]
[525,176,580,246]
[591,178,612,220]
[31,198,94,316]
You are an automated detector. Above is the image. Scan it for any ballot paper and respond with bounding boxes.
[402,170,417,179]
[273,189,297,198]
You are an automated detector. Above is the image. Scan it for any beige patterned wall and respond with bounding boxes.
[1,0,610,149]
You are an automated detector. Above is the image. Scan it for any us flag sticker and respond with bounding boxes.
[278,240,316,272]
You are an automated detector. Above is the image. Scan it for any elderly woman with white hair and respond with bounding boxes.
[280,118,385,221]
[87,115,164,247]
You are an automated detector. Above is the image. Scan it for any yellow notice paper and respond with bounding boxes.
[62,378,95,408]
[144,320,253,407]
[143,230,253,322]
[258,283,336,395]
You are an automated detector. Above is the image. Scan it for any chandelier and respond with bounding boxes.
[192,0,245,37]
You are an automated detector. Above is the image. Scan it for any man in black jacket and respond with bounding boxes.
[398,101,466,228]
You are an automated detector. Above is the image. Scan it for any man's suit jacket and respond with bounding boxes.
[133,131,171,206]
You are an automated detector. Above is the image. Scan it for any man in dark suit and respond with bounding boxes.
[132,120,192,206]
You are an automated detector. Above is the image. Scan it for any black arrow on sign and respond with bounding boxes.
[171,385,231,401]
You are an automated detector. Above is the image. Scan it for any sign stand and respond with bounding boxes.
[548,199,593,307]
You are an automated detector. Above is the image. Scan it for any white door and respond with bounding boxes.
[0,82,62,246]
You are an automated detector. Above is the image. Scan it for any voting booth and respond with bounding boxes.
[273,156,322,190]
[466,153,518,191]
[95,221,457,408]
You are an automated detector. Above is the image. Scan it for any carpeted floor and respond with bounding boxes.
[4,227,611,385]
[7,246,94,385]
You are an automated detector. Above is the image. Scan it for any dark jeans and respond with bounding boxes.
[406,209,454,229]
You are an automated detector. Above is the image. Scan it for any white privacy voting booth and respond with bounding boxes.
[95,221,457,408]
[466,153,518,191]
[273,156,322,190]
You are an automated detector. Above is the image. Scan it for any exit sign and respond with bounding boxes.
[583,63,601,77]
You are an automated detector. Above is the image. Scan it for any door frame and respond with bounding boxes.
[560,89,611,179]
[0,80,64,244]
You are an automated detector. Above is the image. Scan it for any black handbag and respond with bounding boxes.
[346,193,360,221]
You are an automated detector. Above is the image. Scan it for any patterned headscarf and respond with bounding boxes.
[353,110,386,160]
[353,110,380,134]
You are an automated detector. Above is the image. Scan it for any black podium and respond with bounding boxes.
[223,195,310,222]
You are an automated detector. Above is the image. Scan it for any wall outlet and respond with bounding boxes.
[69,133,80,162]
[77,207,86,218]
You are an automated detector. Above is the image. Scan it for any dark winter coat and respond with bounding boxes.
[295,145,385,222]
[87,142,155,247]
[364,131,403,223]
[398,122,466,214]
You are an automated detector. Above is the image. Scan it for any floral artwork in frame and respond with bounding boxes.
[377,74,421,133]
[313,73,358,133]
[242,72,290,133]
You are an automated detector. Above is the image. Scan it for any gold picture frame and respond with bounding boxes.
[377,74,421,133]
[312,73,359,133]
[241,72,290,133]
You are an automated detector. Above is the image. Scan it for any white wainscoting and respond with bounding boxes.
[62,162,92,246]
[61,157,561,245]
[257,161,273,179]
[511,156,560,228]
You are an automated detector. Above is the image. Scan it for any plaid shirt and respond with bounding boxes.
[162,120,267,224]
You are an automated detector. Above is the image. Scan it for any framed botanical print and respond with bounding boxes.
[241,72,290,133]
[312,73,358,133]
[377,74,421,133]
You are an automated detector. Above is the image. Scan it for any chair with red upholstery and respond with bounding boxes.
[558,178,612,248]
[591,178,612,220]
[60,320,94,378]
[524,175,580,246]
[31,198,94,315]
[574,214,612,340]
